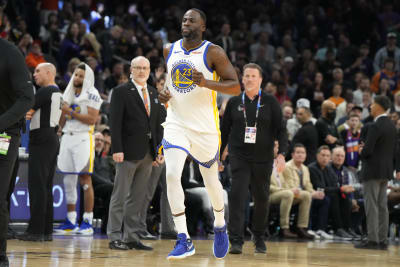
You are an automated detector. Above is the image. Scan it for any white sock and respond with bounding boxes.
[199,163,226,228]
[213,208,225,228]
[67,211,77,225]
[173,214,190,238]
[83,212,94,225]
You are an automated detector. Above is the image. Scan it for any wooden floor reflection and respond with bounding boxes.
[7,237,400,267]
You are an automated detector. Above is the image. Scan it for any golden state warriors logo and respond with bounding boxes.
[171,59,196,93]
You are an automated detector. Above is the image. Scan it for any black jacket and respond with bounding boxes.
[360,116,397,181]
[291,121,319,165]
[315,116,341,149]
[308,161,340,194]
[220,91,288,163]
[0,39,34,134]
[110,80,166,161]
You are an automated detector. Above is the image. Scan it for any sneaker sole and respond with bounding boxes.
[167,249,195,260]
[53,229,79,235]
[76,230,94,236]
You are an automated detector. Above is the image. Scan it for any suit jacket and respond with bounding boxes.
[291,121,319,165]
[110,80,166,161]
[270,168,291,194]
[360,115,397,181]
[282,159,314,193]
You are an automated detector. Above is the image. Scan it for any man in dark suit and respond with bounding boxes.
[221,63,288,254]
[291,106,319,164]
[355,95,397,250]
[107,56,165,251]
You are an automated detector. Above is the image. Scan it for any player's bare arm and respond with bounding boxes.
[61,103,99,125]
[158,43,173,104]
[192,44,240,95]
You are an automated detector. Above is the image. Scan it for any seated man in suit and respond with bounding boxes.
[308,145,355,240]
[269,142,315,239]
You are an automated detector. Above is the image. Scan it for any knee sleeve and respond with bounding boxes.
[199,163,224,211]
[64,174,78,204]
[164,148,187,215]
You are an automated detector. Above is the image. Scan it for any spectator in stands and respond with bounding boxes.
[339,114,361,170]
[316,100,341,148]
[361,91,373,120]
[282,34,297,60]
[214,22,235,62]
[291,104,319,165]
[275,82,291,105]
[371,57,400,95]
[315,35,336,62]
[346,43,373,78]
[328,147,359,238]
[58,22,81,74]
[17,33,32,56]
[80,33,102,62]
[353,76,371,106]
[63,57,81,83]
[337,32,358,72]
[282,105,293,122]
[270,143,316,240]
[25,40,46,71]
[373,32,400,73]
[104,62,124,95]
[97,25,123,70]
[250,31,275,63]
[308,146,354,239]
[328,83,345,107]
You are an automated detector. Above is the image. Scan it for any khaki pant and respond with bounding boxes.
[269,190,311,229]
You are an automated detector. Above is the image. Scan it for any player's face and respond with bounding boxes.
[73,68,85,88]
[181,10,204,39]
[33,65,47,86]
[242,68,262,92]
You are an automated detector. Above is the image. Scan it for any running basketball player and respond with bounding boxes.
[159,8,240,259]
[56,63,102,235]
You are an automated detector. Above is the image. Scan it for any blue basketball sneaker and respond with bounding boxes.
[213,225,229,259]
[77,219,94,236]
[54,219,79,234]
[167,233,195,260]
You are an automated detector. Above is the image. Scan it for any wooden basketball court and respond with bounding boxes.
[6,236,400,266]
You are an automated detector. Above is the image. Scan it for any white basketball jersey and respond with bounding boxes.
[165,39,220,134]
[62,87,102,134]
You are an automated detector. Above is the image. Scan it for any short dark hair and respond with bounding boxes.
[189,8,207,25]
[77,62,86,71]
[243,63,263,77]
[374,95,391,111]
[292,143,306,153]
[317,145,330,154]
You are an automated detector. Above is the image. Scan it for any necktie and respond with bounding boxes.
[142,87,150,116]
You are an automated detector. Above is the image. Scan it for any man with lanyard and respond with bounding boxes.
[0,1,34,264]
[221,63,288,254]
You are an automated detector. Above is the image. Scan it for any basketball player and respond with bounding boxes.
[56,63,102,235]
[159,8,240,259]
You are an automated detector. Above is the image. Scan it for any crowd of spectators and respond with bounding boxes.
[3,0,400,240]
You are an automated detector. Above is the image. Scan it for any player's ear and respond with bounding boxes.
[200,24,206,33]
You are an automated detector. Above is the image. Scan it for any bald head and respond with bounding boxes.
[130,56,151,85]
[321,100,336,120]
[33,63,57,87]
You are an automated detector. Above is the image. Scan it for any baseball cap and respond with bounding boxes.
[387,32,397,38]
[296,98,310,109]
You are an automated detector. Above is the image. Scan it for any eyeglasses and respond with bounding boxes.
[132,66,150,71]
